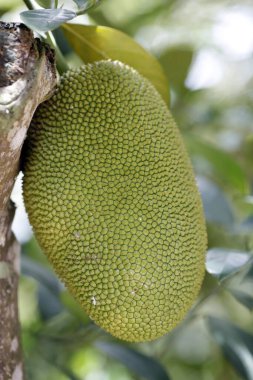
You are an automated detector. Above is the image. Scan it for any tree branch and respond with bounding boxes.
[0,22,57,380]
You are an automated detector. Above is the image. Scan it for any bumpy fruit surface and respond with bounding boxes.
[23,60,206,342]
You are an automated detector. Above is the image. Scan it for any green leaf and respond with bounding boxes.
[229,289,253,311]
[95,341,170,380]
[186,135,249,195]
[207,317,253,380]
[62,24,169,104]
[20,9,76,33]
[206,248,251,280]
[73,0,101,12]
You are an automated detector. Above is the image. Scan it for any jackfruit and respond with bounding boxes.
[23,60,207,342]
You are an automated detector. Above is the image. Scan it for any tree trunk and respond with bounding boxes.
[0,22,56,380]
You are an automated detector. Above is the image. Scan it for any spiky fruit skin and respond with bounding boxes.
[23,60,206,342]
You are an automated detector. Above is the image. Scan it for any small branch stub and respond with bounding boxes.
[0,22,57,380]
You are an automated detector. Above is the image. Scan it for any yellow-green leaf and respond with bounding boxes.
[62,23,169,105]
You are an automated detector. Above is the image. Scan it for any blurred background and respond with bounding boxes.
[1,0,253,379]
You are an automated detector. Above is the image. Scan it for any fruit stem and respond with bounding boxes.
[46,31,69,75]
[23,0,34,10]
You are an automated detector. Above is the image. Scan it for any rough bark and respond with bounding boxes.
[0,22,56,380]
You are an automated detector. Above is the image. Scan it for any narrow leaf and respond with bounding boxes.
[62,24,169,104]
[95,341,170,380]
[229,289,253,311]
[186,135,249,194]
[20,9,76,33]
[207,316,253,380]
[206,248,251,280]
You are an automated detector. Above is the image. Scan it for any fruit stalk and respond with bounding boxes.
[0,22,56,379]
[23,0,34,10]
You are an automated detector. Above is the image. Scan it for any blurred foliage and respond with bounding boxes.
[1,0,253,379]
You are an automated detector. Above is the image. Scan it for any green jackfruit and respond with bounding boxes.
[23,60,206,342]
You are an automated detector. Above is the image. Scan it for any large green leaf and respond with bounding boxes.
[95,341,170,380]
[207,317,253,380]
[186,135,249,195]
[62,24,169,104]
